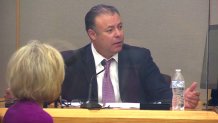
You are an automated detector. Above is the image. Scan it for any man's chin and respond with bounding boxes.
[114,46,123,53]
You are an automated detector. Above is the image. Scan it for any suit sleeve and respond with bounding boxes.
[139,49,172,103]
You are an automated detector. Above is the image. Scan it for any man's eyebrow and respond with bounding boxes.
[107,25,114,28]
[107,22,122,28]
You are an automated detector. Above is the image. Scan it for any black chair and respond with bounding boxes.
[161,73,171,84]
[208,89,218,106]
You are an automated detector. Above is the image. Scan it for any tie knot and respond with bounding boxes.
[105,58,113,67]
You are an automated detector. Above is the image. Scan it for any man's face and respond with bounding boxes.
[88,13,124,59]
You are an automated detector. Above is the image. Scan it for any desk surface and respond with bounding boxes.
[1,108,218,123]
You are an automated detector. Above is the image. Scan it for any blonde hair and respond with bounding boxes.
[6,40,65,103]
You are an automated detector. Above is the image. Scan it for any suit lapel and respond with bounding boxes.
[118,44,142,102]
[81,44,98,101]
[118,45,131,102]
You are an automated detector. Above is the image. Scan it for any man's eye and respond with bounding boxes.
[106,29,113,33]
[118,25,123,30]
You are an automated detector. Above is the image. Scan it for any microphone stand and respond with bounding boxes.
[80,60,106,109]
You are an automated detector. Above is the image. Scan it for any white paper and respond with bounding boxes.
[100,103,140,109]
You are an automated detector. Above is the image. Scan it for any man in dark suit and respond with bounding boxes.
[61,4,199,108]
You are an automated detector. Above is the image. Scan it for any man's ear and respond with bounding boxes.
[87,29,96,41]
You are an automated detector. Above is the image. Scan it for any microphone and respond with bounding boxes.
[80,60,106,109]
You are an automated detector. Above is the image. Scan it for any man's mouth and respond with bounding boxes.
[113,41,123,45]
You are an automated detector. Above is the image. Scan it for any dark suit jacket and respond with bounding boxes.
[61,44,172,103]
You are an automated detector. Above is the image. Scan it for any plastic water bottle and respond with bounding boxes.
[171,69,185,110]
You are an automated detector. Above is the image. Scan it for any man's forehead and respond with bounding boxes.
[94,13,122,26]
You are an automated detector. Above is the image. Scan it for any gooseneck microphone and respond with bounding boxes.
[80,60,106,109]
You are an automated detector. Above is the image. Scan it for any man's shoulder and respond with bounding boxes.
[61,44,90,59]
[119,44,152,63]
[122,44,150,55]
[61,44,91,66]
[61,50,74,59]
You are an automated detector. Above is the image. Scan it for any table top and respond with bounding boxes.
[1,98,218,123]
[1,108,218,123]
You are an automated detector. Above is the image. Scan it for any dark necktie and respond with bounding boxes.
[102,59,115,104]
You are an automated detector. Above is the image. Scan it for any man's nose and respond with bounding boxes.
[114,28,122,37]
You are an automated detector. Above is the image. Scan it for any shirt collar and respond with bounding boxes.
[91,43,118,67]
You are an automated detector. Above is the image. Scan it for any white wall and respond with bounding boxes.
[1,0,216,103]
[0,0,16,98]
[211,0,218,25]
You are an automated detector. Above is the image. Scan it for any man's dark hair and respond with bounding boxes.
[85,4,120,32]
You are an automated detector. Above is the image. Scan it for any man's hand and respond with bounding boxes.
[184,82,200,109]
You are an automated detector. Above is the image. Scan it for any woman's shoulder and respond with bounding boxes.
[3,100,53,123]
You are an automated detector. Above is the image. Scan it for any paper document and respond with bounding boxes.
[102,103,140,109]
[62,102,140,109]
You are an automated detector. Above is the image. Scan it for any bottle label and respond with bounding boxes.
[171,80,185,88]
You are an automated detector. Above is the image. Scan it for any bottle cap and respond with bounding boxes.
[175,69,181,72]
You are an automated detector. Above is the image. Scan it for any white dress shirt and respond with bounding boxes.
[91,44,121,103]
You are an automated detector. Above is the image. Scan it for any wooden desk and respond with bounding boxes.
[1,108,218,123]
[0,98,5,108]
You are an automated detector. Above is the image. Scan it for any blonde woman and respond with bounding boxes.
[3,40,65,123]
